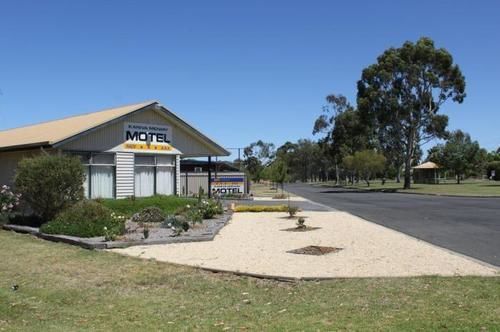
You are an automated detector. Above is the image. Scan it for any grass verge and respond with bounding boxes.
[250,182,295,198]
[315,179,500,197]
[1,230,499,331]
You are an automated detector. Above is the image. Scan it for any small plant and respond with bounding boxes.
[296,217,306,229]
[186,208,203,225]
[162,215,190,236]
[287,205,299,218]
[103,226,117,241]
[131,206,166,224]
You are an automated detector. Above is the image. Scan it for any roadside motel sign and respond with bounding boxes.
[211,176,245,195]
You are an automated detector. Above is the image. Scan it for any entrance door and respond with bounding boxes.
[134,166,155,197]
[156,166,174,195]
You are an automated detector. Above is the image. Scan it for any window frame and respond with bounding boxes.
[134,154,175,196]
[69,151,116,199]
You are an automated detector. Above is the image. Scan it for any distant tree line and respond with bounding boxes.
[240,37,499,187]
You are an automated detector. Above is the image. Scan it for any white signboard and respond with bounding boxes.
[124,122,172,143]
[211,176,245,195]
[123,122,176,153]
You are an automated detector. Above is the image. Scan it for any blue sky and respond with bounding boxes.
[0,0,499,159]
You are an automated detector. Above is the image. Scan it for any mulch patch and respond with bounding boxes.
[287,245,343,256]
[281,226,321,232]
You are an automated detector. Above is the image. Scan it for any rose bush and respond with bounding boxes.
[0,185,21,216]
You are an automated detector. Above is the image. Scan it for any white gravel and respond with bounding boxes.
[111,211,499,279]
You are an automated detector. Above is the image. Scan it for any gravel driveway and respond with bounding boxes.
[111,211,498,279]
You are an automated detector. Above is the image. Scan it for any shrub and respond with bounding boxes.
[15,155,85,222]
[175,199,223,224]
[234,205,288,213]
[40,200,125,238]
[287,205,300,218]
[7,214,44,227]
[198,199,223,219]
[131,207,166,224]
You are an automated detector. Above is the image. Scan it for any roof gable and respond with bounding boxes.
[0,101,156,150]
[0,101,229,156]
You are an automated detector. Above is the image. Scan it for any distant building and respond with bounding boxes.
[180,159,240,173]
[412,161,441,184]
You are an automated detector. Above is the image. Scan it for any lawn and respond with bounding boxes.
[100,195,195,217]
[316,179,500,197]
[1,231,499,331]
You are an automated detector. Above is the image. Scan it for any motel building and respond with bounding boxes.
[0,101,231,199]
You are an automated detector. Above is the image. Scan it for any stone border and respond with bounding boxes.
[2,212,232,250]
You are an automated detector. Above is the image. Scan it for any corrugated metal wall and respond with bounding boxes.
[175,155,181,195]
[115,152,135,198]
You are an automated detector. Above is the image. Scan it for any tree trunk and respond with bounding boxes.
[335,163,340,184]
[396,166,401,183]
[457,173,461,184]
[404,158,412,189]
[404,127,416,189]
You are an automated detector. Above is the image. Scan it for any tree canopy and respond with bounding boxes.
[342,150,386,186]
[428,130,486,183]
[357,37,466,188]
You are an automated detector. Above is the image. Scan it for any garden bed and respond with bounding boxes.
[2,212,232,249]
[287,245,343,255]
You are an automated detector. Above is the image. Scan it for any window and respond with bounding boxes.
[194,166,203,173]
[134,155,175,197]
[72,152,115,199]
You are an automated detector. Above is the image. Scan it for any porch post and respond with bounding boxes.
[208,156,212,198]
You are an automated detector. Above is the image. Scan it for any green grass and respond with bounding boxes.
[250,182,295,197]
[1,231,499,331]
[100,195,195,217]
[315,179,500,197]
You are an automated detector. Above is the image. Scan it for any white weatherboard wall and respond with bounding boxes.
[115,152,135,198]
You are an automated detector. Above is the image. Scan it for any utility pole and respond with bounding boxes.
[226,147,244,170]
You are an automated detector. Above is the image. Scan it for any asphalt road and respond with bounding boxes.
[285,183,500,267]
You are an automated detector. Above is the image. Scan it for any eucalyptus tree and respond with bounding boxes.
[357,37,466,188]
[243,140,276,182]
[313,94,372,183]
